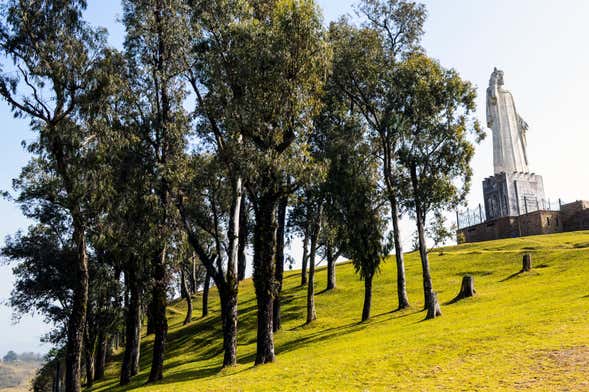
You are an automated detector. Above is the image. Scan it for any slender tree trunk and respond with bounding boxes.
[84,342,94,388]
[83,323,95,388]
[181,267,193,326]
[253,193,278,365]
[65,221,88,392]
[382,134,410,310]
[273,193,288,332]
[410,163,434,310]
[306,220,319,324]
[146,297,155,336]
[390,195,410,309]
[326,244,336,291]
[148,246,168,383]
[238,193,248,281]
[54,360,61,392]
[202,270,210,318]
[189,255,197,294]
[120,271,141,385]
[300,230,309,286]
[221,175,241,367]
[94,330,107,381]
[361,272,374,322]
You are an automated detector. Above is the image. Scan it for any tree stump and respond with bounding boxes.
[456,275,476,300]
[522,254,532,272]
[425,291,442,320]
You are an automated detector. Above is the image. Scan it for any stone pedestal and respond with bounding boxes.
[483,172,545,220]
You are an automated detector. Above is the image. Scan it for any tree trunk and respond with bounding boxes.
[252,193,278,365]
[148,246,168,383]
[146,300,155,336]
[181,267,193,326]
[65,221,88,392]
[522,254,532,272]
[84,342,94,388]
[306,223,319,324]
[94,331,107,381]
[202,270,210,318]
[273,193,288,332]
[425,291,442,320]
[382,133,410,310]
[390,195,410,310]
[189,255,197,294]
[219,288,238,367]
[120,270,142,385]
[410,163,434,310]
[300,230,309,287]
[326,244,336,291]
[238,193,248,281]
[221,174,241,367]
[361,273,374,322]
[54,360,61,392]
[455,275,476,300]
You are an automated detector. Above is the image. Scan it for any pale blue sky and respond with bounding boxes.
[2,0,589,354]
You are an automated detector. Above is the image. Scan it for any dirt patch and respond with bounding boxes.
[517,346,589,390]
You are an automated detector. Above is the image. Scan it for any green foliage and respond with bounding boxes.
[427,210,456,250]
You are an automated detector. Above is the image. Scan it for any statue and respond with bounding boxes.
[486,68,529,174]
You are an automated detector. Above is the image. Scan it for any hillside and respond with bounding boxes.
[92,231,589,391]
[0,362,40,392]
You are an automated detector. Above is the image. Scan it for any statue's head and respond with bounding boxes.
[490,67,505,87]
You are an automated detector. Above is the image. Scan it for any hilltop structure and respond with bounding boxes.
[457,68,589,243]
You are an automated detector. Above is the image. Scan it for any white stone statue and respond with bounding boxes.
[486,68,529,174]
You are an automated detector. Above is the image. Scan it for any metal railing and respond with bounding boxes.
[457,198,566,229]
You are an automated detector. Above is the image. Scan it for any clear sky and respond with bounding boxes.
[1,0,589,355]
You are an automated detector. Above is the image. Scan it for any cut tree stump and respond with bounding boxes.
[454,275,476,301]
[425,291,442,320]
[522,254,532,272]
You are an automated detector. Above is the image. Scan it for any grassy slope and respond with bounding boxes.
[0,362,40,392]
[93,231,589,391]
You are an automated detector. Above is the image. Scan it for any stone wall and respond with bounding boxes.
[457,201,589,244]
[561,201,589,232]
[458,210,561,244]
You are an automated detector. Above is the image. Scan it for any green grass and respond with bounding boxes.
[92,231,589,391]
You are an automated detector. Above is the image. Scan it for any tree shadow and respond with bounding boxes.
[499,271,524,282]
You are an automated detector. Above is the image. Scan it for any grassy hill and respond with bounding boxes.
[0,362,40,392]
[92,231,589,391]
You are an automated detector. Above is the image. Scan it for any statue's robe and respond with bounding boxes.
[486,84,529,174]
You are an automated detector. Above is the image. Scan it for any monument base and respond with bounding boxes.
[483,172,545,220]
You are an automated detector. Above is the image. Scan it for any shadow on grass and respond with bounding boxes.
[499,270,524,282]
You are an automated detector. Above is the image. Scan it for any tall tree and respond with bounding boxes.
[0,2,112,388]
[330,0,427,310]
[122,0,191,381]
[176,155,242,367]
[326,118,388,322]
[396,54,482,315]
[189,0,328,364]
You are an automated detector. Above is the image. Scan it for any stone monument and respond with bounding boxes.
[483,68,545,220]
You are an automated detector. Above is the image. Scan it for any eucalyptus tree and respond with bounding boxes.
[176,153,245,367]
[0,2,117,388]
[325,117,388,322]
[329,0,427,310]
[121,0,192,381]
[187,0,329,364]
[396,54,483,315]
